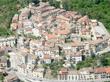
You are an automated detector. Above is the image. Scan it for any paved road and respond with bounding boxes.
[41,79,110,82]
[6,70,110,82]
[16,72,110,82]
[96,47,110,55]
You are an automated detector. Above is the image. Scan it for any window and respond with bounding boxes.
[0,64,3,67]
[101,74,106,78]
[69,76,70,80]
[72,76,74,80]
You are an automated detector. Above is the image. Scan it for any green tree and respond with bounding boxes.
[49,0,60,8]
[42,0,48,2]
[60,0,110,31]
[0,0,32,36]
[100,58,108,66]
[62,0,71,10]
[48,60,64,77]
[17,0,32,7]
[0,74,4,82]
[32,0,40,5]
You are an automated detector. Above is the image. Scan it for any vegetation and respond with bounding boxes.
[49,0,60,8]
[76,52,110,70]
[32,0,40,5]
[0,0,18,36]
[42,0,49,2]
[43,60,64,77]
[67,0,110,31]
[1,0,110,36]
[50,60,64,77]
[65,36,72,43]
[5,54,10,59]
[26,34,41,40]
[0,0,33,36]
[0,28,13,36]
[76,57,96,70]
[0,73,4,82]
[48,0,110,32]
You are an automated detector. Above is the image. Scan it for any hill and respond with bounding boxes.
[48,0,110,32]
[61,0,110,31]
[0,0,31,36]
[0,0,110,36]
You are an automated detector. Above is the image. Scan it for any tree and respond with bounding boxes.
[59,0,110,31]
[17,0,32,7]
[0,74,4,82]
[49,0,54,6]
[62,0,70,10]
[93,0,104,4]
[48,60,64,77]
[32,0,40,5]
[49,0,60,8]
[100,58,108,66]
[42,0,48,2]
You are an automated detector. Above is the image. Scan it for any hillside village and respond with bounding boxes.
[0,1,110,82]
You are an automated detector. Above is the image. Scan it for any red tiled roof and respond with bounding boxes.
[95,67,110,74]
[59,68,68,74]
[105,67,110,74]
[47,33,57,39]
[44,54,50,59]
[95,67,106,73]
[78,15,90,25]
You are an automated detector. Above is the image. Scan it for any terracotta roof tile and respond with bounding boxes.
[44,54,51,59]
[95,67,110,74]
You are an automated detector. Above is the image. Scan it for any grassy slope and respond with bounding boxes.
[0,0,30,36]
[0,74,4,82]
[0,0,18,36]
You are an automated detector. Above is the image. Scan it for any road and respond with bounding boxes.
[6,69,110,82]
[16,72,110,82]
[96,47,110,55]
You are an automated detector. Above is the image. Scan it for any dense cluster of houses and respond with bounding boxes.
[0,1,110,81]
[0,37,16,47]
[58,67,110,80]
[4,74,20,82]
